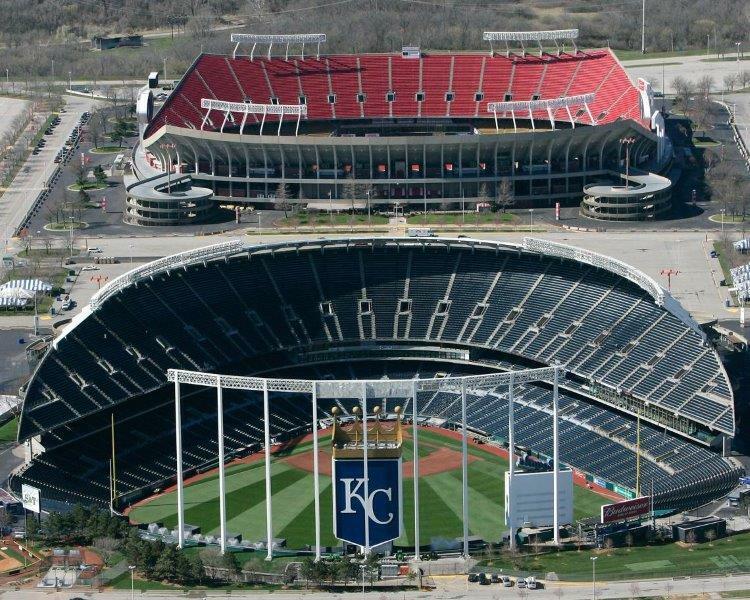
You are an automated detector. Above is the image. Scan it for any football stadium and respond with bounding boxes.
[128,30,673,226]
[11,236,742,553]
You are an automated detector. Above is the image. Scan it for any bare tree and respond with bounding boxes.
[696,75,715,100]
[273,182,291,218]
[705,528,717,546]
[671,77,695,117]
[493,178,515,213]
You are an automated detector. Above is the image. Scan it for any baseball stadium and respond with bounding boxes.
[128,30,673,226]
[10,236,742,552]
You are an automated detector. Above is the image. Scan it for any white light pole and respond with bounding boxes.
[51,59,54,80]
[128,565,136,600]
[591,556,598,600]
[68,217,74,257]
[163,57,168,83]
[528,208,534,233]
[68,71,72,91]
[128,244,134,264]
[360,564,366,600]
[328,190,333,226]
[721,208,726,234]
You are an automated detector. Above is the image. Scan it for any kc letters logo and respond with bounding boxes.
[333,458,402,547]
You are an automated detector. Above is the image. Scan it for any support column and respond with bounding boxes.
[312,383,321,561]
[174,380,184,549]
[508,372,515,552]
[263,380,273,560]
[461,380,469,558]
[552,367,560,546]
[361,382,370,555]
[412,381,420,559]
[217,379,227,554]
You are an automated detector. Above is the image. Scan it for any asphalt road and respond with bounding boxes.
[0,95,100,248]
[2,571,750,599]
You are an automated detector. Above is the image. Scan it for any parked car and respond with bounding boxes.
[467,572,479,583]
[478,573,491,586]
[491,573,502,584]
[710,249,718,258]
[501,575,514,587]
[517,577,527,589]
[526,577,538,589]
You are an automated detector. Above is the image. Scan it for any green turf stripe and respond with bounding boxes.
[413,477,464,542]
[222,467,316,538]
[277,478,338,548]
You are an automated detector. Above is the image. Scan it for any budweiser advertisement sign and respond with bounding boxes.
[600,496,650,524]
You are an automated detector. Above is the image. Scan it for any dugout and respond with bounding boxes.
[672,517,726,543]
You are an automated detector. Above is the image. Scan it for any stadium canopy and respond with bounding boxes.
[486,93,595,132]
[230,33,326,60]
[200,98,308,136]
[483,29,579,56]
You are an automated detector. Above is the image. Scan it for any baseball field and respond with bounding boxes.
[128,427,610,548]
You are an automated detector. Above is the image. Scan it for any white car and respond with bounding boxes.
[87,247,103,253]
[81,265,99,271]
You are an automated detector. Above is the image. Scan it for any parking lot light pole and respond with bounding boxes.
[591,556,598,600]
[128,565,135,600]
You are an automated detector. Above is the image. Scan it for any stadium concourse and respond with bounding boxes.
[129,30,672,225]
[10,236,741,550]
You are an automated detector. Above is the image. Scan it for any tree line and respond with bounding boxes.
[1,0,748,82]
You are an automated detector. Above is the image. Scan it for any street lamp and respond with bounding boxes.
[360,564,366,600]
[129,244,134,265]
[721,208,726,234]
[529,208,534,233]
[68,71,72,91]
[619,137,636,189]
[128,565,136,600]
[591,556,598,600]
[68,216,75,258]
[365,188,372,226]
[737,42,742,80]
[328,190,333,226]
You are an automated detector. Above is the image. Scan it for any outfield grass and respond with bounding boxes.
[479,532,750,581]
[130,428,608,549]
[0,417,18,443]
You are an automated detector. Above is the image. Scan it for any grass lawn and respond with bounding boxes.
[406,212,516,226]
[615,49,706,61]
[478,532,750,581]
[67,181,106,191]
[713,241,742,298]
[90,146,126,154]
[693,136,721,147]
[129,427,608,550]
[708,214,747,224]
[108,571,181,590]
[0,417,18,443]
[44,221,87,231]
[275,213,388,227]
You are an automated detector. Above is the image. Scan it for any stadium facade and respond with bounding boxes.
[130,32,672,225]
[12,237,741,532]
